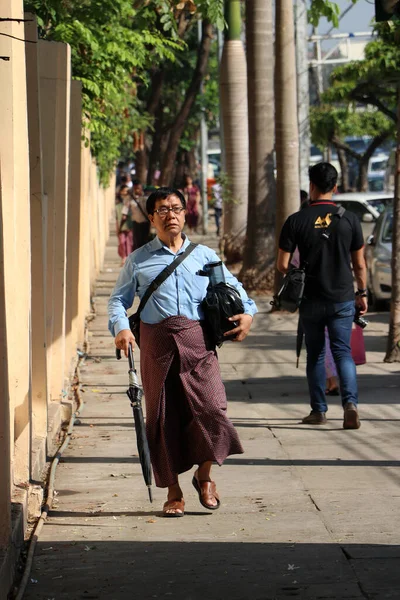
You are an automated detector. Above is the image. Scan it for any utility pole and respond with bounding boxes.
[295,0,310,192]
[198,20,209,234]
[217,27,225,174]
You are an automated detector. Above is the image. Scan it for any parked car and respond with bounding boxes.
[333,192,393,240]
[384,148,396,192]
[365,207,393,309]
[367,154,389,192]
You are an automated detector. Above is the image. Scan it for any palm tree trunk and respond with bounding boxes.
[274,0,300,292]
[240,0,276,290]
[220,0,248,260]
[385,88,400,362]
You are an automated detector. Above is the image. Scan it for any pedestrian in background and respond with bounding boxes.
[108,187,257,517]
[130,180,150,250]
[183,175,200,233]
[211,182,223,236]
[115,185,133,265]
[277,162,367,429]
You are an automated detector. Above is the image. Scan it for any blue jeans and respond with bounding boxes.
[299,300,358,413]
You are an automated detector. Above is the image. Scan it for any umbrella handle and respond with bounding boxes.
[115,343,135,369]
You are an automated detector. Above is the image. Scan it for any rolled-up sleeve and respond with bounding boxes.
[108,259,137,337]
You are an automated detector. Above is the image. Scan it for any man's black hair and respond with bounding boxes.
[308,162,338,194]
[132,179,142,186]
[146,187,186,215]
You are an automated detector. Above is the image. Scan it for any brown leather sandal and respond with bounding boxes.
[192,473,220,511]
[162,498,185,518]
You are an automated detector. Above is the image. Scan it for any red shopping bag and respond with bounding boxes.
[351,324,366,365]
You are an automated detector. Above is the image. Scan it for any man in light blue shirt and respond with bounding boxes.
[108,187,257,517]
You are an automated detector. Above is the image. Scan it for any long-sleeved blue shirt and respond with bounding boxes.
[108,235,258,336]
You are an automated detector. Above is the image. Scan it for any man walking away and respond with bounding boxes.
[277,162,367,429]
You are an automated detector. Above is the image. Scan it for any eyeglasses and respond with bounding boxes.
[153,206,185,218]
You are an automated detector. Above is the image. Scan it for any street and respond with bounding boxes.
[23,231,400,600]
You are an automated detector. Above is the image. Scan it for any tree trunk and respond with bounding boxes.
[134,148,147,184]
[147,104,165,186]
[357,160,369,192]
[274,0,300,293]
[219,0,249,262]
[337,146,350,192]
[295,0,311,192]
[385,87,400,362]
[240,0,276,291]
[159,20,213,186]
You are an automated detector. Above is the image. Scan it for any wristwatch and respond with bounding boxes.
[355,288,368,297]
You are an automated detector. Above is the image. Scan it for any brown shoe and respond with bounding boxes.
[192,472,220,510]
[163,498,185,518]
[343,402,361,429]
[302,411,327,425]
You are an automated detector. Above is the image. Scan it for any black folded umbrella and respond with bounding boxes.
[116,345,153,502]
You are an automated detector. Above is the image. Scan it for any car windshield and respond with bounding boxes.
[368,178,385,192]
[367,198,391,214]
[382,213,393,243]
[370,160,387,172]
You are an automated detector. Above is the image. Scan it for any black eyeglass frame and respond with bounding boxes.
[153,206,185,217]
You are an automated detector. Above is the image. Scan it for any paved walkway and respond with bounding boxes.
[24,230,400,600]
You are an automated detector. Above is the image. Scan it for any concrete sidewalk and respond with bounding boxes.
[23,231,400,600]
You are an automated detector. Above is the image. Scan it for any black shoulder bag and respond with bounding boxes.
[272,206,345,313]
[128,242,198,347]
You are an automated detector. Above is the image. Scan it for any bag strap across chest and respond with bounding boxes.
[304,205,346,273]
[136,242,198,317]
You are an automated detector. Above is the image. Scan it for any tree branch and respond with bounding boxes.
[351,89,397,123]
[331,136,361,162]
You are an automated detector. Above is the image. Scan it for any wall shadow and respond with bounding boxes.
[23,541,400,599]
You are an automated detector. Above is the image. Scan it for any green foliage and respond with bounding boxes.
[24,0,224,184]
[310,18,400,153]
[24,0,182,184]
[308,0,357,28]
[310,105,394,150]
[320,20,400,128]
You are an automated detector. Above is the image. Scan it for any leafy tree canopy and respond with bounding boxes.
[324,21,400,123]
[308,0,357,28]
[310,105,394,151]
[24,0,223,184]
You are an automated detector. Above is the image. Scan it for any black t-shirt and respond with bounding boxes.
[279,201,364,302]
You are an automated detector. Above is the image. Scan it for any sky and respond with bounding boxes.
[317,0,376,34]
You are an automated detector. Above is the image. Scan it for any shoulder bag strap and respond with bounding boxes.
[304,206,345,274]
[136,242,198,317]
[133,197,149,221]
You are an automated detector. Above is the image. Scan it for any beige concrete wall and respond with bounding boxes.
[39,40,71,402]
[25,15,48,445]
[0,0,32,488]
[78,139,93,337]
[66,81,84,369]
[0,160,12,554]
[0,10,115,593]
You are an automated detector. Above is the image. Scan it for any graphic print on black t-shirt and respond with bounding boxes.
[279,201,364,303]
[314,214,332,228]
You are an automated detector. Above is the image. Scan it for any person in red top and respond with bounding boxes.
[277,163,367,429]
[183,175,200,233]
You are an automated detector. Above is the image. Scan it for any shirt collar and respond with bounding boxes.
[148,234,190,254]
